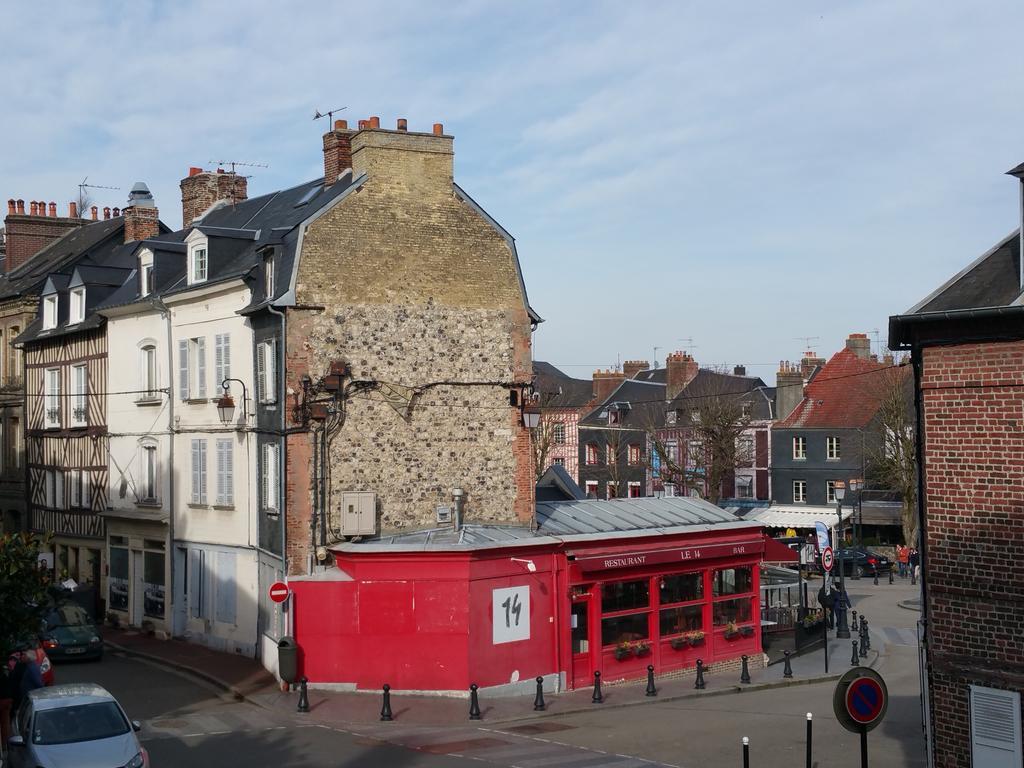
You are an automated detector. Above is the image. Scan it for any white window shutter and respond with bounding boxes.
[55,471,64,508]
[82,473,91,509]
[222,334,230,382]
[256,342,266,402]
[214,335,224,387]
[266,340,277,403]
[191,440,200,503]
[179,340,189,400]
[199,440,207,503]
[225,441,233,505]
[196,337,206,398]
[971,685,1022,768]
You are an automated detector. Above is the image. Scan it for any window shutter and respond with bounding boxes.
[196,337,206,398]
[179,340,189,400]
[216,439,233,506]
[256,342,266,402]
[55,471,64,508]
[215,552,237,624]
[70,470,80,507]
[82,473,91,509]
[189,549,203,619]
[267,339,277,402]
[222,334,230,382]
[214,335,224,387]
[264,443,278,510]
[971,685,1022,767]
[199,440,207,503]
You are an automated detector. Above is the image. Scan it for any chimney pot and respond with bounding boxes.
[397,118,408,131]
[103,206,111,220]
[358,119,367,129]
[334,119,348,130]
[48,202,57,217]
[16,200,24,215]
[29,202,38,216]
[69,201,77,218]
[112,207,120,217]
[90,205,98,220]
[7,200,14,215]
[369,116,380,129]
[433,122,444,135]
[189,166,203,177]
[733,365,746,377]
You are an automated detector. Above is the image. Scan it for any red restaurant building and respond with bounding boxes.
[289,497,766,694]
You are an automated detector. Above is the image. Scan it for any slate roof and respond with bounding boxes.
[536,463,586,501]
[905,229,1022,314]
[533,361,593,408]
[775,347,894,429]
[634,367,667,383]
[328,496,756,552]
[579,378,667,431]
[667,369,769,415]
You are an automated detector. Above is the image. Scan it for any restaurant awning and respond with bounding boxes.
[747,505,853,530]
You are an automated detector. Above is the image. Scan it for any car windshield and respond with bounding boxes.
[32,702,129,745]
[44,604,92,629]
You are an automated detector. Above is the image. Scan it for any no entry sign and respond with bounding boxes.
[834,668,889,734]
[269,581,290,604]
[821,546,834,573]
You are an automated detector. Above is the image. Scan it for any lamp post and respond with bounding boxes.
[834,481,850,638]
[216,379,250,425]
[849,478,862,579]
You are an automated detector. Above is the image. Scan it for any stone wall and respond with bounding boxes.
[920,340,1024,766]
[287,125,533,552]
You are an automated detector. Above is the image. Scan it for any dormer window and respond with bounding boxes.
[69,287,85,324]
[42,295,58,330]
[264,253,275,299]
[189,244,208,284]
[139,250,154,297]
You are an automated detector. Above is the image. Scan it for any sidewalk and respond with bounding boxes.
[104,623,880,727]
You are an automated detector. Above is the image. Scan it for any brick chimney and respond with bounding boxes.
[800,350,825,379]
[350,117,453,197]
[775,361,804,421]
[123,183,160,243]
[3,197,83,273]
[323,119,355,187]
[845,333,871,360]
[666,351,699,400]
[592,369,626,404]
[623,359,650,379]
[733,364,746,377]
[180,167,248,226]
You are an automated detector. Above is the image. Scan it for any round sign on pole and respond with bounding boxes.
[821,546,834,573]
[833,668,889,733]
[269,581,290,604]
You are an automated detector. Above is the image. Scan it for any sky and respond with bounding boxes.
[3,1,1024,385]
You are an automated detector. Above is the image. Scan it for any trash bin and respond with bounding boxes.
[278,636,297,684]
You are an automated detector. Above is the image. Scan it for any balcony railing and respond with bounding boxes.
[72,406,87,425]
[45,407,61,427]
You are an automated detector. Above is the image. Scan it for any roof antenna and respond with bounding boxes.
[208,160,269,175]
[795,336,820,352]
[313,105,347,125]
[652,346,661,369]
[677,338,698,356]
[869,329,881,355]
[78,177,120,214]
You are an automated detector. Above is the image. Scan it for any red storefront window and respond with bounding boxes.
[658,572,704,637]
[600,579,650,647]
[711,566,755,627]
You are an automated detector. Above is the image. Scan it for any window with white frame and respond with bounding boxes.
[606,443,616,464]
[793,479,807,503]
[189,244,208,284]
[664,483,677,497]
[71,364,87,426]
[627,481,642,498]
[666,410,677,425]
[214,334,231,389]
[178,338,207,400]
[687,440,702,469]
[9,326,20,383]
[585,443,599,465]
[826,480,839,504]
[190,439,207,504]
[793,435,807,460]
[737,435,754,464]
[552,422,566,444]
[139,250,154,297]
[827,436,841,460]
[627,443,641,465]
[141,443,158,503]
[606,482,618,499]
[44,470,55,507]
[69,287,85,324]
[264,254,275,299]
[42,295,58,330]
[736,475,754,498]
[81,470,91,509]
[140,344,158,398]
[256,339,277,404]
[54,470,65,509]
[552,457,565,467]
[262,442,279,513]
[45,367,60,428]
[584,480,598,498]
[665,439,679,464]
[69,469,81,507]
[216,439,234,506]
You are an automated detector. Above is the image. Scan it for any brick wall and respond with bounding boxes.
[3,213,81,272]
[288,126,533,555]
[920,340,1024,766]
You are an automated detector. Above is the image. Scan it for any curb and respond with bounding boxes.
[104,639,248,703]
[897,600,922,612]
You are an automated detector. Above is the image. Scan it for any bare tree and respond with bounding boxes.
[865,359,917,544]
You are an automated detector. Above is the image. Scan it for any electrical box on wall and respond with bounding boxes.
[340,492,376,536]
[436,506,452,523]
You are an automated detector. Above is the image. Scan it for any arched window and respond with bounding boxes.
[141,344,158,397]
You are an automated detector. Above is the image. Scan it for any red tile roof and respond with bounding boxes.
[777,348,900,429]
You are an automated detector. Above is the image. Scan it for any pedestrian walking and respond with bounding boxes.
[817,582,835,630]
[897,544,909,578]
[9,645,43,713]
[909,547,920,580]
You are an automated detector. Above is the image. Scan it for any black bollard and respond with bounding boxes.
[591,670,604,703]
[859,631,868,658]
[533,676,545,711]
[695,659,706,690]
[740,654,751,684]
[297,676,310,713]
[873,568,879,586]
[646,664,658,696]
[806,713,813,768]
[851,640,859,666]
[783,650,793,679]
[863,620,871,651]
[742,736,750,768]
[380,683,393,721]
[911,567,917,586]
[469,683,482,720]
[851,609,857,629]
[889,569,894,585]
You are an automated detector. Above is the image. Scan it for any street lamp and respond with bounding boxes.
[216,379,250,425]
[834,480,850,639]
[849,478,863,579]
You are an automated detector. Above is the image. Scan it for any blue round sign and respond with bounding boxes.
[846,676,885,725]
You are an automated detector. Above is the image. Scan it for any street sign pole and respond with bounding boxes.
[860,724,868,768]
[834,667,888,768]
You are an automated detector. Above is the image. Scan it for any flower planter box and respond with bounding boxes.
[724,630,739,641]
[740,626,755,638]
[689,636,705,647]
[614,648,634,661]
[670,638,688,650]
[635,646,651,658]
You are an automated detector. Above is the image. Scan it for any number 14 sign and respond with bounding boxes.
[492,586,530,644]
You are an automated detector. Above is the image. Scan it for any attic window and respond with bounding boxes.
[42,295,57,330]
[69,287,85,325]
[264,253,275,299]
[139,250,154,297]
[294,187,319,207]
[189,244,208,285]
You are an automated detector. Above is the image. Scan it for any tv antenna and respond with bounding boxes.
[677,338,697,356]
[869,328,882,355]
[653,346,661,368]
[795,336,820,351]
[313,105,347,124]
[79,177,120,195]
[208,160,269,175]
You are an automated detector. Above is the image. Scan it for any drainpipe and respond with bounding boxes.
[911,346,933,768]
[149,296,176,633]
[266,304,288,575]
